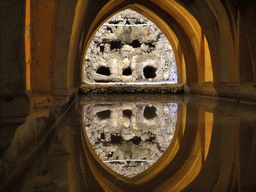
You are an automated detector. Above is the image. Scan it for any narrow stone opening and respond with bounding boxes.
[110,40,122,50]
[109,20,120,24]
[125,20,131,25]
[130,136,141,145]
[135,20,145,24]
[100,132,105,140]
[130,39,141,48]
[96,66,111,76]
[143,106,157,119]
[122,67,132,76]
[94,80,111,83]
[123,109,132,118]
[111,134,123,144]
[96,110,111,119]
[99,45,104,53]
[143,66,157,79]
[107,26,113,33]
[145,42,155,49]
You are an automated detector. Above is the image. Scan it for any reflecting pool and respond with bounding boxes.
[3,94,256,191]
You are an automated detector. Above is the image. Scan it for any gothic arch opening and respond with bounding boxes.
[83,9,178,85]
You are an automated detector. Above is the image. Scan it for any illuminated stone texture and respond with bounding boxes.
[84,9,177,83]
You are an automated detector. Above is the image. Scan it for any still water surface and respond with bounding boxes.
[82,96,178,178]
[4,94,256,191]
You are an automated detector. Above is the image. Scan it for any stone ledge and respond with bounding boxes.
[80,83,184,94]
[190,82,256,104]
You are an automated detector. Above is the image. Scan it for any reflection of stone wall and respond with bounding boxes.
[84,102,177,178]
[84,9,177,83]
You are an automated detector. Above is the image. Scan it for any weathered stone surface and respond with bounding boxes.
[84,9,177,83]
[80,82,184,94]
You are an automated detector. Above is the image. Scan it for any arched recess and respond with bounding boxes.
[178,0,241,87]
[79,3,188,85]
[67,0,214,91]
[205,0,240,86]
[80,2,196,86]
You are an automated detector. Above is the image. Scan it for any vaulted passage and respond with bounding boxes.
[2,0,256,191]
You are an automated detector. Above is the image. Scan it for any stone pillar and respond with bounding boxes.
[243,3,256,87]
[198,31,206,86]
[0,0,30,125]
[0,0,30,154]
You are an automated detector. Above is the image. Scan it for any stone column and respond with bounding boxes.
[243,3,256,87]
[0,0,30,155]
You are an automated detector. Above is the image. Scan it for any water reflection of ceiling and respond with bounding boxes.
[84,102,178,178]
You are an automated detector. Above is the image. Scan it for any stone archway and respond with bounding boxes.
[83,9,178,84]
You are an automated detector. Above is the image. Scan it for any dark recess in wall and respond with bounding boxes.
[96,66,111,76]
[123,67,132,76]
[144,106,157,119]
[143,66,157,79]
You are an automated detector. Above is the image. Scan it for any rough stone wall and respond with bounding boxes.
[84,9,177,83]
[83,102,177,178]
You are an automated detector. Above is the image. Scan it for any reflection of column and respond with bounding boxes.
[245,122,256,191]
[239,121,256,191]
[58,126,82,192]
[213,115,240,191]
[197,107,206,163]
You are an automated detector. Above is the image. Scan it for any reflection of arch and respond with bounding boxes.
[81,102,213,191]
